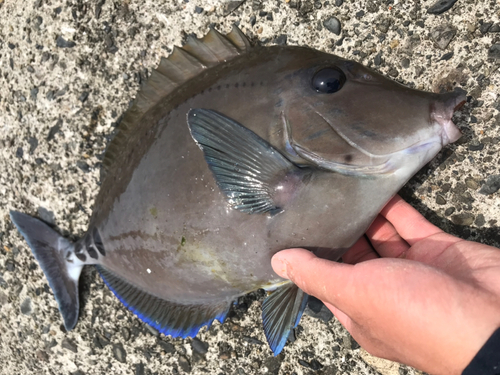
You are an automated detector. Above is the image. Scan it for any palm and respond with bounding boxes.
[272,195,500,374]
[322,196,500,375]
[343,206,500,298]
[411,235,500,295]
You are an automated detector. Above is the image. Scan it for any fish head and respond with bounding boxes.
[275,48,467,175]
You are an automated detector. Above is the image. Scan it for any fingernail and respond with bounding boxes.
[271,254,290,279]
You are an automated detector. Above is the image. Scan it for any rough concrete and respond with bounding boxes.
[0,0,499,374]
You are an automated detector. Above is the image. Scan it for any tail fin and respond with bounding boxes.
[9,211,83,330]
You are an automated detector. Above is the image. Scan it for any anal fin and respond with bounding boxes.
[97,266,231,338]
[262,283,309,355]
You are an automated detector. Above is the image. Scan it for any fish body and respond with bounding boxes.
[10,27,466,354]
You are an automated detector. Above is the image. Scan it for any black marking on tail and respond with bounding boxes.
[93,227,106,255]
[87,246,98,259]
[82,227,106,260]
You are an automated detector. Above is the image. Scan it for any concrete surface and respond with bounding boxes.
[1,0,499,374]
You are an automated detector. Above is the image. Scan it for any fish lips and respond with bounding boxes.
[431,88,467,145]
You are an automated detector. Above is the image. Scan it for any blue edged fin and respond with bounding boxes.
[187,108,296,215]
[97,265,231,338]
[9,211,83,330]
[262,283,309,355]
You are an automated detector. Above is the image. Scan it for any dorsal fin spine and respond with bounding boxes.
[203,28,240,59]
[183,37,219,64]
[147,70,177,93]
[156,57,187,84]
[170,46,207,71]
[226,25,252,51]
[100,27,252,177]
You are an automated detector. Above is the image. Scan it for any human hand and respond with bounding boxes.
[271,195,500,375]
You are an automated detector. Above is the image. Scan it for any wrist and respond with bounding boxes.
[462,326,500,375]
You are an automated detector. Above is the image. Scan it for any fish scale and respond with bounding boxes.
[9,26,466,355]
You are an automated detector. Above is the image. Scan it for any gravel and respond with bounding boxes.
[191,338,209,355]
[61,338,78,353]
[20,297,32,315]
[489,44,500,59]
[427,0,459,15]
[1,1,499,375]
[113,344,127,363]
[479,175,500,195]
[323,16,342,35]
[431,24,457,50]
[55,35,76,48]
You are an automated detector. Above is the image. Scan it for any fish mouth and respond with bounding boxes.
[285,88,466,176]
[431,88,467,145]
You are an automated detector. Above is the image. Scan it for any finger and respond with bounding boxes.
[323,301,354,331]
[272,249,378,352]
[271,248,355,310]
[365,214,410,258]
[380,195,443,246]
[323,301,382,358]
[342,235,379,264]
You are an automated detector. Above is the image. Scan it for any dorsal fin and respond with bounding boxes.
[101,26,252,175]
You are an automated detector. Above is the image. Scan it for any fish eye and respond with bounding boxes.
[312,67,346,94]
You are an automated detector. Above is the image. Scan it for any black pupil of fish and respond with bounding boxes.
[312,68,346,94]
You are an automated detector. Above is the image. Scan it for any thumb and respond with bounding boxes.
[271,248,354,307]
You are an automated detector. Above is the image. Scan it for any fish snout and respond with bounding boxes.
[431,88,467,145]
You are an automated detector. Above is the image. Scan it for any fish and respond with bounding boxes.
[9,26,466,355]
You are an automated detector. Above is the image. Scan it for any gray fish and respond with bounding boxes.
[9,27,466,355]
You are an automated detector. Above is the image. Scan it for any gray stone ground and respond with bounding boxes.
[1,0,499,374]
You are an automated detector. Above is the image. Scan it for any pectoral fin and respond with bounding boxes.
[262,283,309,355]
[188,109,297,214]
